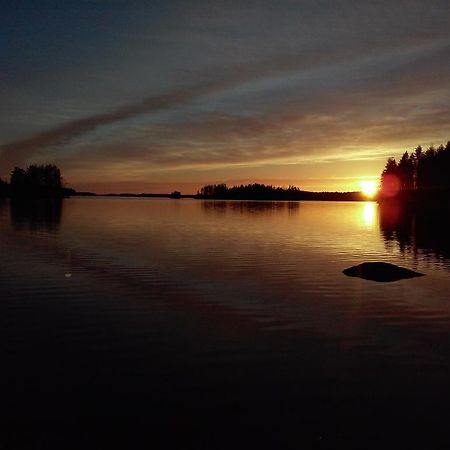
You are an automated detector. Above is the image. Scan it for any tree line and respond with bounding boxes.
[197,183,305,200]
[381,141,450,192]
[0,165,72,197]
[196,183,364,201]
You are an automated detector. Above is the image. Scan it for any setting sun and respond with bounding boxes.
[360,180,378,198]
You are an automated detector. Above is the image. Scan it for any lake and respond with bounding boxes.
[1,198,450,448]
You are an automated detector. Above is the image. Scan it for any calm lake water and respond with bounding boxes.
[1,198,450,448]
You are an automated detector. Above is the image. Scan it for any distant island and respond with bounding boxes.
[0,165,74,198]
[79,187,366,201]
[195,183,366,201]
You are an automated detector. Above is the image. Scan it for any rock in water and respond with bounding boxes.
[343,262,424,282]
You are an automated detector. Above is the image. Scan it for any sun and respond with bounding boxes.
[360,180,378,198]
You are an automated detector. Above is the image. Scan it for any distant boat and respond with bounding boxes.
[170,191,181,199]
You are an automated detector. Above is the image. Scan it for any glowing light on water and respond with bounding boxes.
[362,202,376,228]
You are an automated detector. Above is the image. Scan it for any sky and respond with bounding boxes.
[1,0,450,193]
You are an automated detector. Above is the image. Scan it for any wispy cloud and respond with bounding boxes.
[2,36,448,171]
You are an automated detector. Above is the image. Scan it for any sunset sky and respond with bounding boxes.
[1,0,450,193]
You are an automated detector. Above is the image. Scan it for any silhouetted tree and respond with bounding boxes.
[397,151,414,189]
[196,183,364,201]
[0,177,9,197]
[198,184,228,198]
[43,164,62,190]
[10,167,28,194]
[9,164,64,197]
[381,141,450,195]
[381,158,400,196]
[382,158,398,177]
[414,146,423,188]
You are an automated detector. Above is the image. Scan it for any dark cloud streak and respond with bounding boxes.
[0,82,217,171]
[0,52,342,170]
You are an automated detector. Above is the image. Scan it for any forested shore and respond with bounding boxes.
[379,141,450,207]
[0,165,74,198]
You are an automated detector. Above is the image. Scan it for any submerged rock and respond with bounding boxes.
[343,262,424,282]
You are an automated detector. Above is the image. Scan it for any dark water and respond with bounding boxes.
[1,198,450,448]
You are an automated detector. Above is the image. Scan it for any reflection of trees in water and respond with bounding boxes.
[201,200,300,216]
[10,198,63,232]
[379,202,450,261]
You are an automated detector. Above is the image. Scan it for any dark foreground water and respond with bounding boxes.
[1,198,450,448]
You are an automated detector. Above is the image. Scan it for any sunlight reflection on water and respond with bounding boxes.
[361,201,376,228]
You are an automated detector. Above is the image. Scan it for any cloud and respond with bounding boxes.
[2,32,449,171]
[2,45,352,170]
[49,38,450,181]
[0,82,220,172]
[54,104,450,188]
